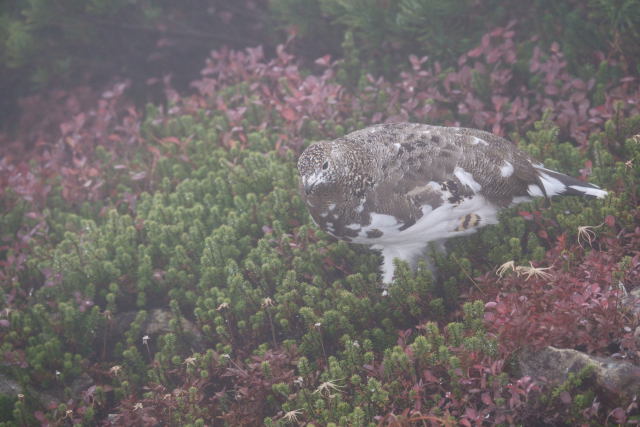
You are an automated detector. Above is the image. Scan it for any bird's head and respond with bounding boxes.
[297,141,341,198]
[297,138,376,215]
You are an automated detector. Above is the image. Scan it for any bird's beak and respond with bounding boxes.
[304,181,314,195]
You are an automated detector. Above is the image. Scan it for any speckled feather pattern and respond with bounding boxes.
[297,123,607,284]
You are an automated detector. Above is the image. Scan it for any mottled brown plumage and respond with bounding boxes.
[297,123,606,284]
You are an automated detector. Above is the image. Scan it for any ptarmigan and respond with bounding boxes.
[297,123,607,284]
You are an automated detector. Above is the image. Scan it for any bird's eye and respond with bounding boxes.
[322,161,329,170]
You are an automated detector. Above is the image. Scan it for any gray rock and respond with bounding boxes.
[622,284,640,316]
[145,308,202,340]
[0,372,95,407]
[0,374,22,396]
[112,308,205,352]
[520,346,640,401]
[35,373,95,406]
[620,285,640,345]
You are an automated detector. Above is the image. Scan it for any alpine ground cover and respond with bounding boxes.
[1,17,640,426]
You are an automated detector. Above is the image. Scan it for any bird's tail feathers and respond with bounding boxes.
[534,167,607,199]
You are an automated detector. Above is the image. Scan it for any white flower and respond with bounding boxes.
[314,379,344,397]
[517,262,553,281]
[282,409,303,424]
[496,260,516,278]
[577,223,603,248]
[497,260,553,281]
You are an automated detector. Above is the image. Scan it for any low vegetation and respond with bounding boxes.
[1,4,640,426]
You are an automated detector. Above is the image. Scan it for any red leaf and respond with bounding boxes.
[281,107,298,122]
[496,302,508,314]
[423,370,439,383]
[130,171,147,181]
[315,55,331,67]
[605,215,616,227]
[464,407,478,419]
[481,33,491,48]
[518,211,533,220]
[609,407,626,423]
[147,146,161,157]
[162,136,182,145]
[468,46,483,58]
[481,392,494,406]
[544,85,559,95]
